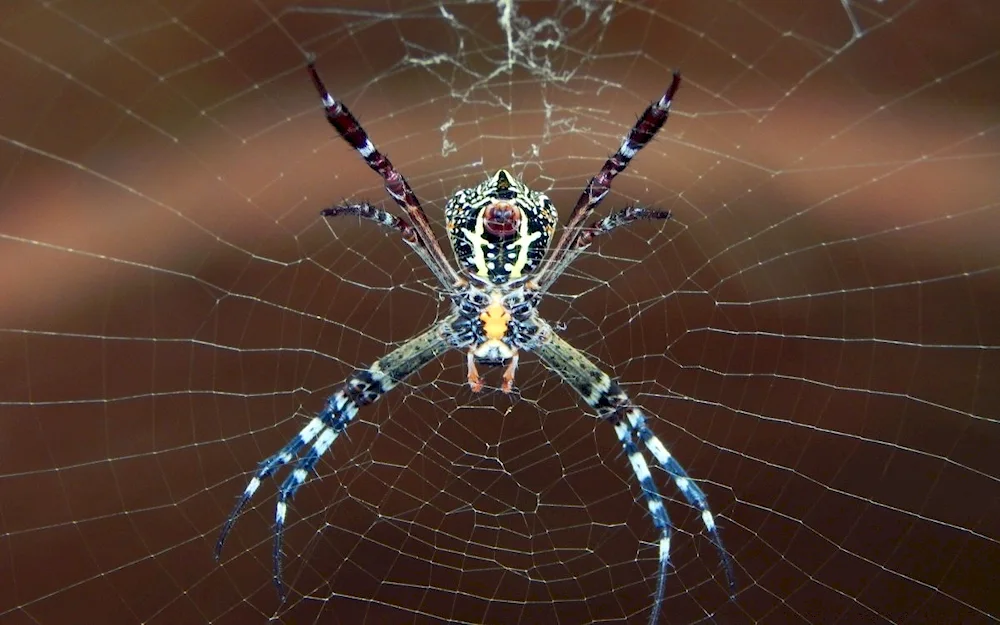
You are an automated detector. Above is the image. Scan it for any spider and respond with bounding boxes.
[215,61,736,623]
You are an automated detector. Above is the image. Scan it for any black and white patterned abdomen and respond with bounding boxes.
[445,170,557,284]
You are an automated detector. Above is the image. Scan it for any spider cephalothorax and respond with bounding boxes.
[445,169,557,284]
[215,61,735,625]
[445,273,544,393]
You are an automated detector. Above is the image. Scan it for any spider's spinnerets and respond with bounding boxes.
[445,169,557,284]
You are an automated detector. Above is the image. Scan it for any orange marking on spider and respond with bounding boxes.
[479,302,511,340]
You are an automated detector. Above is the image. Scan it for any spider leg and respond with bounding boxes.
[540,206,673,284]
[612,414,673,621]
[626,409,737,594]
[534,72,681,290]
[322,202,419,245]
[323,202,453,277]
[307,62,462,289]
[532,325,734,624]
[216,321,451,598]
[574,206,673,251]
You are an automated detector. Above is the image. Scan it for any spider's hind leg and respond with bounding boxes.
[533,72,681,290]
[574,205,673,250]
[307,61,461,288]
[322,202,419,245]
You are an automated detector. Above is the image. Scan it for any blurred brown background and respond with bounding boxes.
[1,1,998,624]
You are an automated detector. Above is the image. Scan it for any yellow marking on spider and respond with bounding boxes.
[461,207,491,276]
[505,209,543,278]
[479,301,511,340]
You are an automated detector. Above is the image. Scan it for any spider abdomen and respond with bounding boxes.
[445,169,557,284]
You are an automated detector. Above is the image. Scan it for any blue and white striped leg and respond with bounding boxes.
[214,416,325,559]
[532,327,734,624]
[627,410,737,593]
[612,417,673,625]
[215,381,375,598]
[215,322,450,598]
[271,398,358,597]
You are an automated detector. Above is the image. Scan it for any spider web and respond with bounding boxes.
[1,1,998,623]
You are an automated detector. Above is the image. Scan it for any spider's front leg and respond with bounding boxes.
[532,324,735,624]
[215,321,452,598]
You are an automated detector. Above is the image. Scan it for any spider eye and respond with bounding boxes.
[483,202,521,238]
